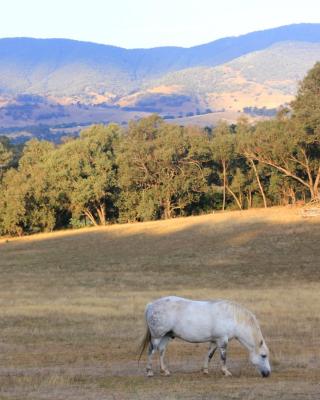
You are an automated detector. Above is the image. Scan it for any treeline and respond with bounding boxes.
[0,63,319,236]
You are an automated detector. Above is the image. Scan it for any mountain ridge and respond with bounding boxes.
[1,23,320,137]
[1,23,320,95]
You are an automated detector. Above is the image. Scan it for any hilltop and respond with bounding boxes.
[1,23,320,96]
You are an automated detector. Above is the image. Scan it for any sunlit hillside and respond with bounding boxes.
[147,42,320,111]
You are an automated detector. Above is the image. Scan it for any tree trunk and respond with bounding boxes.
[247,189,252,208]
[84,209,98,226]
[97,203,106,225]
[289,187,296,204]
[314,166,320,199]
[250,156,318,201]
[250,159,267,208]
[163,196,172,219]
[222,160,226,211]
[226,185,243,210]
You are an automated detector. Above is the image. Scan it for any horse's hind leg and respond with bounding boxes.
[203,342,217,374]
[159,335,171,376]
[146,342,155,377]
[217,338,232,376]
[146,338,160,377]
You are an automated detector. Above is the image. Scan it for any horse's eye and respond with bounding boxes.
[261,354,267,359]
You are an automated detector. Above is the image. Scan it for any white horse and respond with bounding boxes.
[139,296,271,378]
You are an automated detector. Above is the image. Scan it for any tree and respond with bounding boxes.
[290,62,320,199]
[47,124,120,226]
[291,62,320,135]
[0,142,13,179]
[236,63,320,202]
[210,122,239,210]
[0,139,55,235]
[0,168,29,236]
[236,118,268,208]
[117,116,209,221]
[239,117,319,201]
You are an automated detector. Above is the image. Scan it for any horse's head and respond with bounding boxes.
[249,339,271,377]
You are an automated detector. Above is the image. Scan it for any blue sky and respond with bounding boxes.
[1,0,319,48]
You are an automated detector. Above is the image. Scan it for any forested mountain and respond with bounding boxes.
[0,24,320,97]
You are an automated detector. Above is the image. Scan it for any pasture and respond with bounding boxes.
[0,207,319,399]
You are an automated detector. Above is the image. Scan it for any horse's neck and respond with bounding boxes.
[236,322,259,351]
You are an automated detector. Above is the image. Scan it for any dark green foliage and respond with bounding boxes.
[117,115,211,221]
[46,124,120,226]
[0,141,13,173]
[291,61,320,133]
[0,140,56,235]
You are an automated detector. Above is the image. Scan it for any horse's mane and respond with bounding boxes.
[224,301,263,345]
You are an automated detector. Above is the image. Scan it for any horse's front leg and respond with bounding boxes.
[217,338,232,376]
[159,336,171,376]
[203,342,217,374]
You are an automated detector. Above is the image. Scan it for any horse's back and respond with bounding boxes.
[145,296,256,343]
[147,296,229,311]
[146,296,234,342]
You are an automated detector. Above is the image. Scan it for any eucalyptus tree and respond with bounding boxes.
[117,115,210,221]
[0,139,55,235]
[236,118,268,208]
[210,121,240,210]
[235,63,320,202]
[290,61,320,200]
[0,142,13,179]
[238,116,319,202]
[47,124,120,226]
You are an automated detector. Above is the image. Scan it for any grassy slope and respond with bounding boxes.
[0,207,319,399]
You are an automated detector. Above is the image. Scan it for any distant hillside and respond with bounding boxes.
[1,23,320,136]
[144,41,320,112]
[0,24,320,99]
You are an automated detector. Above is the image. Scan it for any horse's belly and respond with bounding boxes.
[174,329,213,343]
[173,317,216,343]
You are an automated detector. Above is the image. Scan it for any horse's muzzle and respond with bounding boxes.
[261,370,270,378]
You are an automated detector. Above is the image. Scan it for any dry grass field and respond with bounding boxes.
[0,207,319,400]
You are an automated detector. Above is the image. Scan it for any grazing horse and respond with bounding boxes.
[139,296,271,378]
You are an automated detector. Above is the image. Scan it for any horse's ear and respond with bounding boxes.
[260,340,263,347]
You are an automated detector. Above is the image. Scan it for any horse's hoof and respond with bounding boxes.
[222,369,232,377]
[147,370,154,377]
[161,370,171,376]
[203,368,209,375]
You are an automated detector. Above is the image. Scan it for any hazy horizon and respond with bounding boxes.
[1,0,320,49]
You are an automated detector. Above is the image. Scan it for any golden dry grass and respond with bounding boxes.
[0,207,319,399]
